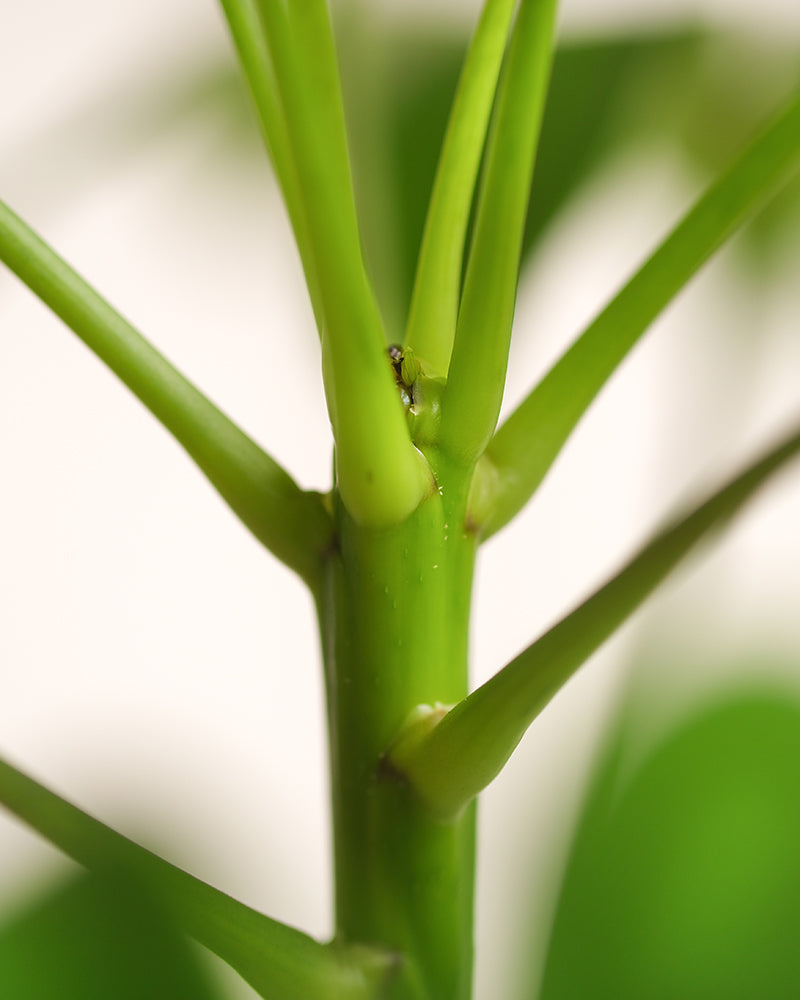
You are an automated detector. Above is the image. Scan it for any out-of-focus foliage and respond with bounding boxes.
[534,686,800,999]
[0,871,224,1000]
[336,18,800,335]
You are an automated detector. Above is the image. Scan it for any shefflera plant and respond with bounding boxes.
[2,1,800,998]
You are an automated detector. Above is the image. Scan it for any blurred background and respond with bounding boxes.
[1,0,800,996]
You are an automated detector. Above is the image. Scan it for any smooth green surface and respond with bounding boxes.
[318,452,479,999]
[396,423,800,816]
[440,0,558,467]
[404,0,517,375]
[0,757,394,1000]
[538,689,800,999]
[478,86,800,537]
[0,199,332,588]
[0,873,224,1000]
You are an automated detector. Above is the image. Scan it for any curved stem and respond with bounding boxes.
[0,199,332,588]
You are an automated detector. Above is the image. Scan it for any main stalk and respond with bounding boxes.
[317,454,477,999]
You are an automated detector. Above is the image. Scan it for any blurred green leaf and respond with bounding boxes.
[523,31,706,254]
[536,688,800,1000]
[0,872,224,1000]
[526,31,798,255]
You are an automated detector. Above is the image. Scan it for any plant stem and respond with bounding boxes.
[317,454,478,999]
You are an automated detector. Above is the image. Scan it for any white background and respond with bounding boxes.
[2,1,800,996]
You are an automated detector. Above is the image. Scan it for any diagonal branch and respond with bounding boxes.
[476,88,800,538]
[392,421,800,818]
[0,755,397,1000]
[0,200,332,589]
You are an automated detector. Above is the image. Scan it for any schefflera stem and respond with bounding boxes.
[316,451,478,1000]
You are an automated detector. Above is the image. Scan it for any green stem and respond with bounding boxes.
[318,452,478,999]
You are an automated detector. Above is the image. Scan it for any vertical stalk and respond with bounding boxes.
[317,456,478,999]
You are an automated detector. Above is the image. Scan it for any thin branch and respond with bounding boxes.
[0,200,333,588]
[477,87,800,538]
